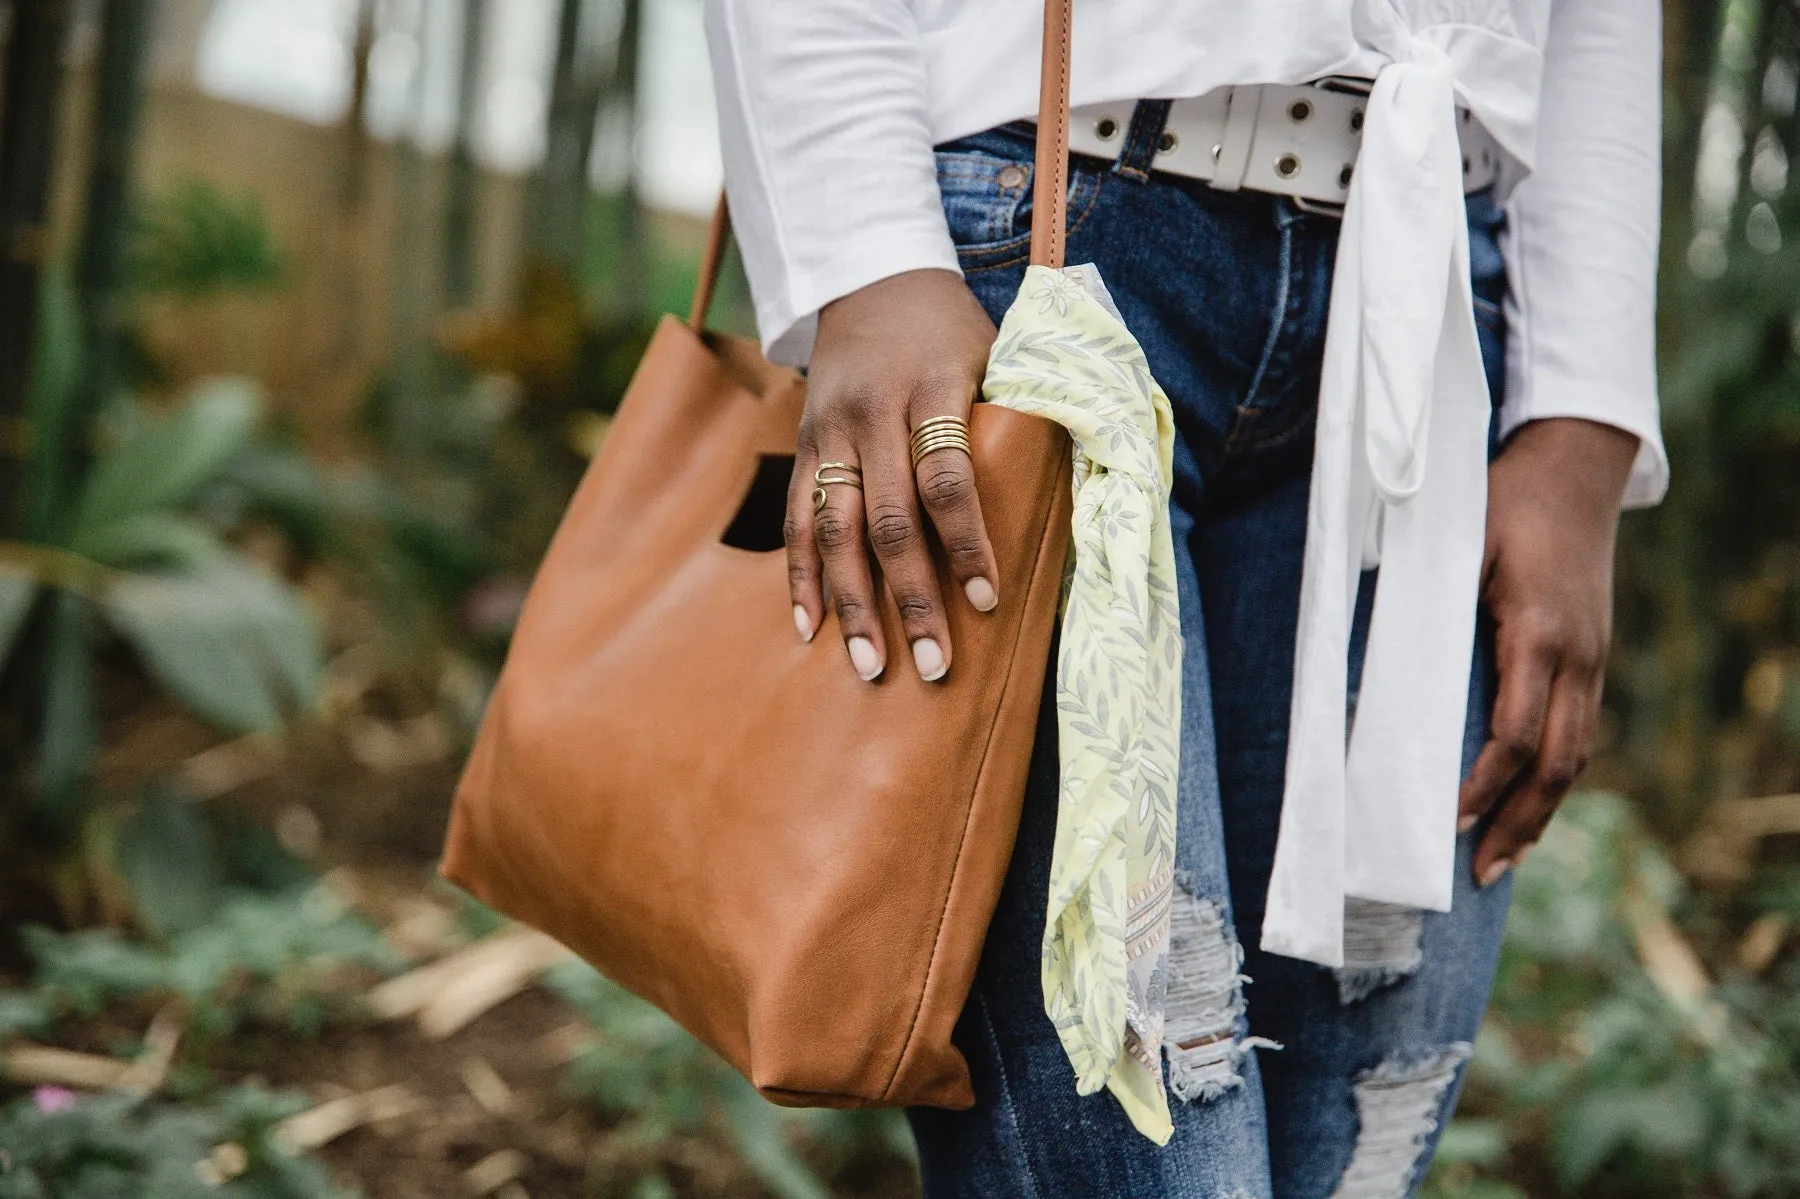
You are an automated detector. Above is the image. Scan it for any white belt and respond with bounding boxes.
[1068,81,1502,212]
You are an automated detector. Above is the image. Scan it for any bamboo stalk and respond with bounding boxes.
[0,0,74,534]
[443,0,489,309]
[530,0,603,275]
[73,0,155,431]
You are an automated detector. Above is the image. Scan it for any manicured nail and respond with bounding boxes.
[847,636,882,681]
[913,638,947,682]
[794,605,814,642]
[1457,813,1478,834]
[965,577,998,612]
[1479,858,1512,888]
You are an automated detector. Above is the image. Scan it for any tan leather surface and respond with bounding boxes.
[442,0,1078,1110]
[444,319,1072,1106]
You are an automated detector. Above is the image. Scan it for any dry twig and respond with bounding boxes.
[367,925,570,1038]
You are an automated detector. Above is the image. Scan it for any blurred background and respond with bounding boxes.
[0,1,1796,1195]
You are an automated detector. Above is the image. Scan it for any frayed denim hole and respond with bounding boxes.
[1334,899,1424,1005]
[1163,873,1280,1103]
[1329,1043,1472,1199]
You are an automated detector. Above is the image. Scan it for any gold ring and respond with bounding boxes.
[811,477,861,512]
[814,461,862,485]
[911,436,973,466]
[910,416,972,468]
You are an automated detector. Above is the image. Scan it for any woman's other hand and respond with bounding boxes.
[1458,417,1641,885]
[787,269,1001,682]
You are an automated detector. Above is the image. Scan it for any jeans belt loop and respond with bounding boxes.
[1210,86,1263,192]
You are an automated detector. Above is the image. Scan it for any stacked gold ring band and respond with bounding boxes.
[909,416,972,469]
[812,461,863,512]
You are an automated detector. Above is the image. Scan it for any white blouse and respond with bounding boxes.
[702,0,1668,967]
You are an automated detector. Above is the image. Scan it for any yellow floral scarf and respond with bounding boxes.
[984,263,1182,1143]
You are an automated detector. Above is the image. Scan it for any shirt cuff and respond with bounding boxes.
[755,229,963,367]
[1498,371,1669,510]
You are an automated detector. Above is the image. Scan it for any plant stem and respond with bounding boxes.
[0,0,74,537]
[443,0,488,309]
[73,0,155,435]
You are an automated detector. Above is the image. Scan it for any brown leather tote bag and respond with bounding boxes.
[442,0,1076,1109]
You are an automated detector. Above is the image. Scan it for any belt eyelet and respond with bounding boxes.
[1095,116,1121,141]
[1275,153,1301,180]
[1157,131,1179,154]
[1287,98,1313,122]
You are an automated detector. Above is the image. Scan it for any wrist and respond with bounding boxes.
[1500,418,1639,518]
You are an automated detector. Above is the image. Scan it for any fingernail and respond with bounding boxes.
[965,577,998,612]
[1513,843,1533,870]
[1479,858,1512,888]
[1457,813,1478,834]
[794,606,814,642]
[847,636,882,681]
[913,638,948,681]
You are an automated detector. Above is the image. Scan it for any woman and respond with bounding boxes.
[703,2,1665,1195]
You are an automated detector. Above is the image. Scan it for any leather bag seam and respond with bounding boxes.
[876,431,1070,1103]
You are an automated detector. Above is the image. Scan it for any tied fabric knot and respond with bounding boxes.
[985,263,1183,1144]
[1259,32,1492,968]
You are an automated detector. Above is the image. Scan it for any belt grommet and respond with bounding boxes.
[1287,98,1313,122]
[1157,130,1179,154]
[1096,116,1120,140]
[1275,153,1301,179]
[1339,164,1353,189]
[1350,107,1364,133]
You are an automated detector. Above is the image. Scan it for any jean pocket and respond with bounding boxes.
[936,150,1033,253]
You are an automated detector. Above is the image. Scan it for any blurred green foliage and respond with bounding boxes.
[1427,794,1800,1197]
[0,1084,349,1199]
[545,958,914,1199]
[128,181,284,299]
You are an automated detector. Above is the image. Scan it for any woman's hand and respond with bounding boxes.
[787,269,1001,682]
[1458,417,1640,885]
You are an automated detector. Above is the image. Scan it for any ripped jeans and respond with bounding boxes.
[907,110,1514,1199]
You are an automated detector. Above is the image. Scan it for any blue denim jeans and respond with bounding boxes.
[907,107,1515,1199]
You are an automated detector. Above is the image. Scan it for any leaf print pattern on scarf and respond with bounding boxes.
[984,263,1182,1144]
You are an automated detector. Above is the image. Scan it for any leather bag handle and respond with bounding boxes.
[687,0,1075,330]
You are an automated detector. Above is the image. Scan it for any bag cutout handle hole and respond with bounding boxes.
[721,455,795,552]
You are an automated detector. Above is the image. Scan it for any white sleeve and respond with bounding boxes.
[1500,0,1668,508]
[703,0,959,366]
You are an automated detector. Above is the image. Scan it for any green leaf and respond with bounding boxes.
[22,925,169,1013]
[25,267,82,541]
[71,378,261,540]
[130,180,285,298]
[100,552,321,735]
[720,1078,830,1199]
[117,787,227,941]
[0,991,53,1041]
[70,511,225,570]
[0,567,38,674]
[37,591,97,819]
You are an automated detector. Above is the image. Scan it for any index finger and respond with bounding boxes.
[1458,614,1557,832]
[784,444,827,642]
[1474,663,1599,884]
